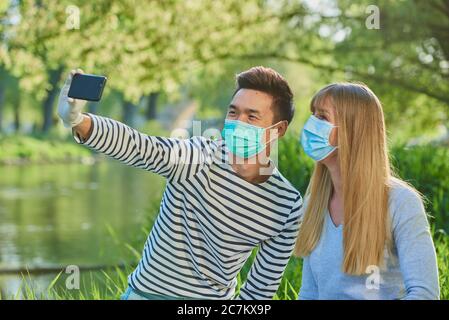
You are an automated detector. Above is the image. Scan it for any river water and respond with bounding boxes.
[0,159,165,298]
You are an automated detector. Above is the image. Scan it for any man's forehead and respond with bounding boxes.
[230,89,273,110]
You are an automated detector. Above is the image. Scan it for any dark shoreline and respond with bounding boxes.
[0,155,103,166]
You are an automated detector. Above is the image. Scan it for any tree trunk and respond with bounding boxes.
[122,101,136,126]
[0,83,4,133]
[14,94,21,132]
[145,92,159,120]
[41,67,63,134]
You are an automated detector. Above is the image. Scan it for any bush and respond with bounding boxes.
[390,145,449,230]
[278,134,449,232]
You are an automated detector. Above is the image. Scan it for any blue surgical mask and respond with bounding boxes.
[300,115,337,161]
[221,119,279,159]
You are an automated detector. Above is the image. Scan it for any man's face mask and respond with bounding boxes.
[221,119,280,159]
[300,115,337,161]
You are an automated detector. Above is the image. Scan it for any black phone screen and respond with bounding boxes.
[68,73,107,102]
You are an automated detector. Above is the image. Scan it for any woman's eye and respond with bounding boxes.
[319,115,328,121]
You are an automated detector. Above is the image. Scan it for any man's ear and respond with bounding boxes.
[276,120,288,139]
[266,120,288,144]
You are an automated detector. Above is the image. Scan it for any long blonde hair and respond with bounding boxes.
[294,82,394,275]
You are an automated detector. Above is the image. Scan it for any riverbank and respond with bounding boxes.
[0,134,97,166]
[0,116,174,166]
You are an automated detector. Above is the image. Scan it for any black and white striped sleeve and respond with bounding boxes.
[72,112,215,181]
[236,195,303,300]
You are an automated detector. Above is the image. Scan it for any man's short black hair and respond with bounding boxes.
[233,66,295,124]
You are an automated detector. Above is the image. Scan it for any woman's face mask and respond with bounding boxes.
[221,119,280,159]
[300,115,337,161]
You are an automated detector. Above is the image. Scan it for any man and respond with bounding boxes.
[57,66,302,300]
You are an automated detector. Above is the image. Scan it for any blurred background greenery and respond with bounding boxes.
[0,0,448,299]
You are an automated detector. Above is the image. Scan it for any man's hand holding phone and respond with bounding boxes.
[57,69,88,129]
[58,68,107,141]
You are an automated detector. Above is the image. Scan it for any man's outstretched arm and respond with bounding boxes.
[58,69,215,180]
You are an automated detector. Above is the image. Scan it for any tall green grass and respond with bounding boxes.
[8,231,447,300]
[5,135,449,300]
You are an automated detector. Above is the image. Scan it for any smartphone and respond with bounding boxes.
[68,73,107,102]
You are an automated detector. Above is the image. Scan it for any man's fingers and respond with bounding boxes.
[63,69,77,87]
[62,68,86,105]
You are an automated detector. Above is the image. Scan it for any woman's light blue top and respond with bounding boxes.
[298,181,440,300]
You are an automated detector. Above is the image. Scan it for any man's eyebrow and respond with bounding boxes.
[228,104,261,115]
[247,108,261,115]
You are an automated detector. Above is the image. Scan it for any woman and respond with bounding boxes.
[295,82,439,300]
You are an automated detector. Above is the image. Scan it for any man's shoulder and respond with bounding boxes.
[269,169,303,217]
[273,169,301,198]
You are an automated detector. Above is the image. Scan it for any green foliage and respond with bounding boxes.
[3,0,294,102]
[319,0,449,138]
[137,119,169,138]
[1,0,448,139]
[390,145,449,229]
[277,133,315,194]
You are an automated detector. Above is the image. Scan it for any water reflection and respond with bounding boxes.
[0,159,164,298]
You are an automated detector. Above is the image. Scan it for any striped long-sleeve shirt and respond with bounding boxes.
[73,113,303,300]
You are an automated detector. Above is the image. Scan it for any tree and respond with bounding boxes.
[222,0,449,139]
[145,92,159,120]
[1,0,306,132]
[3,0,446,141]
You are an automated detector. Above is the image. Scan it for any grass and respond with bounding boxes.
[5,229,448,300]
[434,230,449,300]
